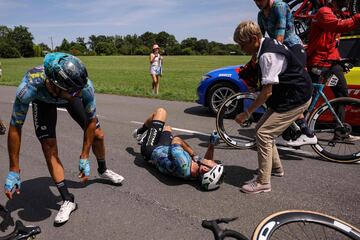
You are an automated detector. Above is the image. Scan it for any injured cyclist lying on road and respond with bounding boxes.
[132,107,224,191]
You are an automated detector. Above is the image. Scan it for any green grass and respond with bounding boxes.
[0,56,250,102]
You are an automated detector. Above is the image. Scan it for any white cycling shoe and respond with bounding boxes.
[286,134,318,147]
[132,129,142,141]
[132,128,146,144]
[54,200,77,224]
[99,169,124,184]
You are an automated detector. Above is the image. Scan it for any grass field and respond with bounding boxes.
[0,56,250,102]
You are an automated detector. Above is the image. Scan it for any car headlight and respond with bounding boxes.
[201,75,211,81]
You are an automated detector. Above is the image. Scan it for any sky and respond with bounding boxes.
[0,0,259,48]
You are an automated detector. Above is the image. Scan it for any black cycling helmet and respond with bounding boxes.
[44,52,88,93]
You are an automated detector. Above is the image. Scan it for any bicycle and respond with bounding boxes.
[216,58,360,163]
[0,205,41,240]
[0,221,41,240]
[283,0,360,42]
[202,209,360,240]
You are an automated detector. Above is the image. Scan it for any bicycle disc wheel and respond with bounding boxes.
[216,93,266,149]
[308,97,360,163]
[252,210,360,240]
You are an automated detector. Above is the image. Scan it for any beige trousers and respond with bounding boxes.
[255,99,311,184]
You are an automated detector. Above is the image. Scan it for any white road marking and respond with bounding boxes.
[23,103,105,118]
[131,120,318,157]
[131,121,210,136]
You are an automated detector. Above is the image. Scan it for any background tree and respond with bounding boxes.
[10,25,34,57]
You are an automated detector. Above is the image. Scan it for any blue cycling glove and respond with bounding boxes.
[4,171,21,194]
[79,158,90,181]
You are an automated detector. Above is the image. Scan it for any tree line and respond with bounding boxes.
[0,25,242,58]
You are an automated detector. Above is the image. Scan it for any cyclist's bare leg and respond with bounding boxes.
[144,107,167,127]
[92,128,105,160]
[40,138,65,183]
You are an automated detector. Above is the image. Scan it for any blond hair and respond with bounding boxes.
[233,21,262,44]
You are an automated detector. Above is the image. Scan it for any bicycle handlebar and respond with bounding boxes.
[0,220,41,240]
[320,58,359,70]
[202,217,249,240]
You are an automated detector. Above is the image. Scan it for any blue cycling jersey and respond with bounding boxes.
[11,65,96,127]
[257,0,302,47]
[150,144,192,179]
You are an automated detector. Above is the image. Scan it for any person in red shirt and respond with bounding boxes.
[307,0,360,98]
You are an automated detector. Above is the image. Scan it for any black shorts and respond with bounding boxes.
[32,97,100,141]
[141,129,172,160]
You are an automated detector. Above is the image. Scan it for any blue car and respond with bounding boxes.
[196,65,249,116]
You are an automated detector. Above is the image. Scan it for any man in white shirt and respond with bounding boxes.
[233,21,313,194]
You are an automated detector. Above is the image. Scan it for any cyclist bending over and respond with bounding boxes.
[233,21,313,194]
[4,52,124,225]
[133,107,224,191]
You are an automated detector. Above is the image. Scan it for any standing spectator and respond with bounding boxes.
[149,44,163,95]
[233,21,313,194]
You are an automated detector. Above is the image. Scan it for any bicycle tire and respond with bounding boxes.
[308,97,360,163]
[216,93,266,149]
[221,229,248,240]
[252,210,360,240]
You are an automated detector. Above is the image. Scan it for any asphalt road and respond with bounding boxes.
[0,86,359,239]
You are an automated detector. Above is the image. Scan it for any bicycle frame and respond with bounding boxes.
[308,83,345,128]
[291,0,318,19]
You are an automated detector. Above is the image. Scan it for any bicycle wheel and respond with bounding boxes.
[216,93,266,149]
[252,210,360,240]
[308,97,360,163]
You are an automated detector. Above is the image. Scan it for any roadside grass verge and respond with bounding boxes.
[0,56,250,102]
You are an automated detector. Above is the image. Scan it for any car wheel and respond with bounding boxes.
[207,83,238,116]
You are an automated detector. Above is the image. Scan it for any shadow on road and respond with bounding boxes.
[184,106,215,118]
[0,176,113,231]
[223,165,256,188]
[126,147,202,191]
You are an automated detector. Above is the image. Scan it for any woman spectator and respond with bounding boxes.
[149,44,163,95]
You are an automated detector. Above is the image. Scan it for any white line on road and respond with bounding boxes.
[131,121,210,136]
[131,120,317,157]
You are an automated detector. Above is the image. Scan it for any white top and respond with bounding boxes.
[257,38,288,86]
[150,53,161,67]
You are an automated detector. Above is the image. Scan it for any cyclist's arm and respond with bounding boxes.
[273,3,287,43]
[317,7,360,33]
[80,81,97,159]
[172,137,196,157]
[80,118,96,159]
[257,12,266,36]
[8,83,36,172]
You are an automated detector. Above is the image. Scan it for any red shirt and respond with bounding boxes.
[307,7,360,67]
